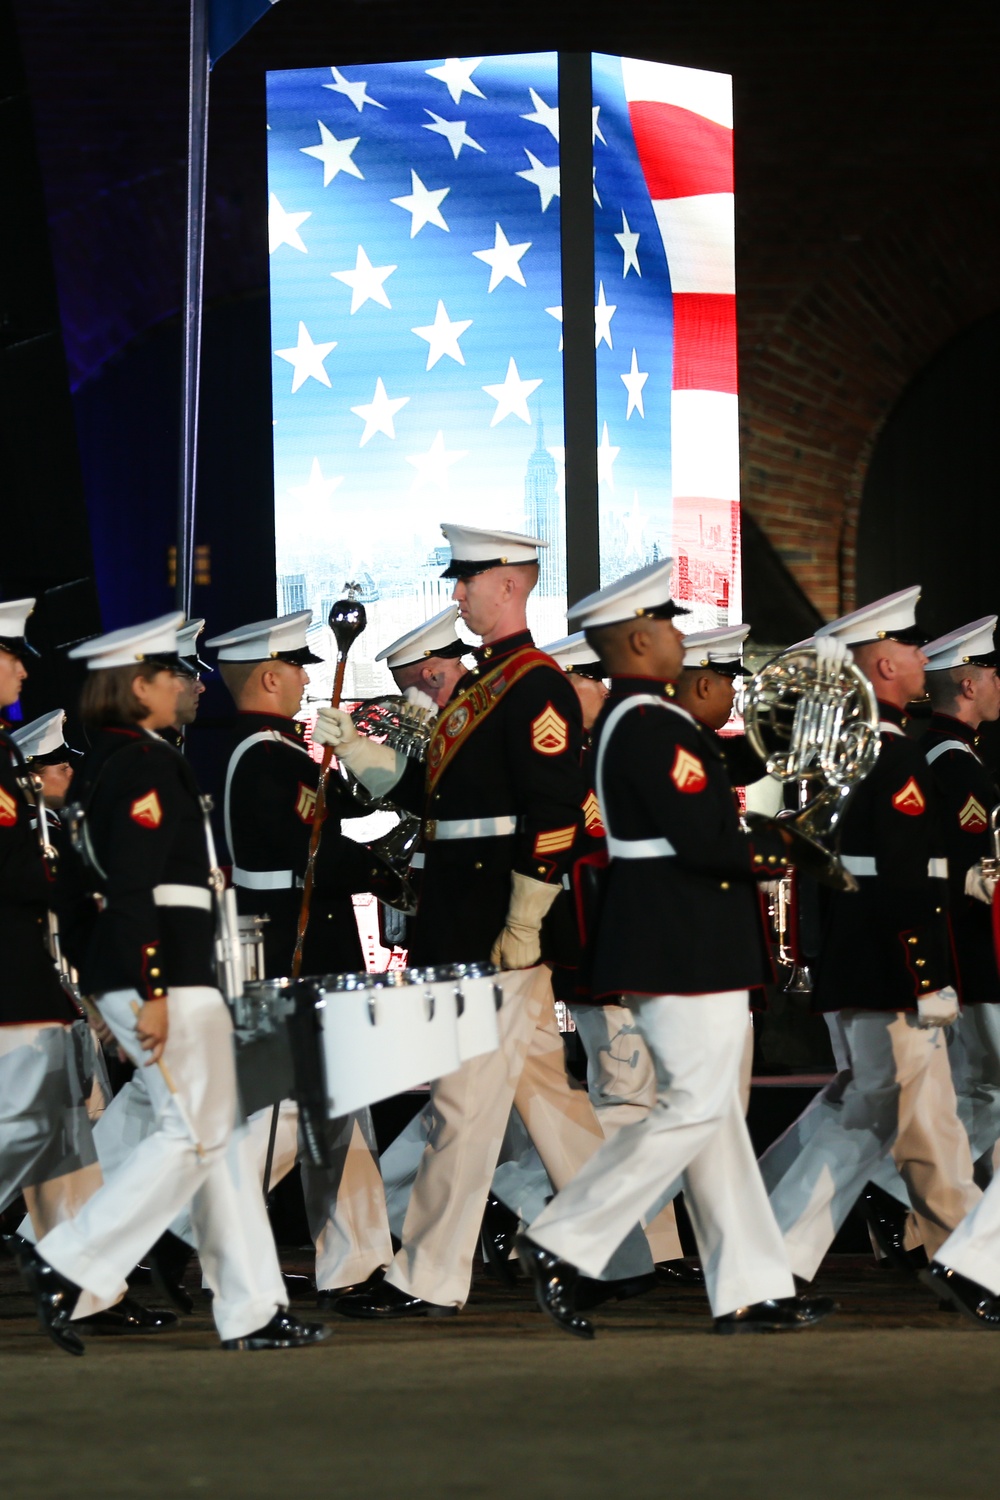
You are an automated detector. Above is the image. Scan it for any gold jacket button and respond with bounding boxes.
[907,936,918,945]
[915,958,926,967]
[720,881,730,890]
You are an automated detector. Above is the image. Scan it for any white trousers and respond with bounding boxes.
[950,1003,1000,1166]
[527,991,795,1319]
[37,987,287,1343]
[758,1013,912,1216]
[381,1000,686,1263]
[767,1009,980,1279]
[935,1163,1000,1293]
[386,965,650,1308]
[0,1021,118,1319]
[171,1101,392,1291]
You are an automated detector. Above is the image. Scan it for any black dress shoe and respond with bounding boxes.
[17,1246,85,1356]
[336,1280,458,1320]
[714,1293,836,1334]
[574,1270,658,1310]
[316,1267,386,1311]
[858,1181,912,1271]
[222,1310,331,1351]
[920,1262,1000,1328]
[515,1234,594,1340]
[147,1230,195,1314]
[656,1258,705,1288]
[75,1296,179,1333]
[480,1193,520,1287]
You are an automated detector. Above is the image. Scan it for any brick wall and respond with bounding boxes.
[13,0,1000,618]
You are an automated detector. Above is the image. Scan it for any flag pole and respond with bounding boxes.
[176,0,211,616]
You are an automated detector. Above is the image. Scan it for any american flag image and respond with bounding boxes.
[266,52,739,698]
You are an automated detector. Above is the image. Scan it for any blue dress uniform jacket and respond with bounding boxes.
[811,702,952,1014]
[73,726,216,1000]
[0,731,76,1024]
[589,679,777,1000]
[225,711,373,978]
[921,712,1000,1006]
[394,630,585,967]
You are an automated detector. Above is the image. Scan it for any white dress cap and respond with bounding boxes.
[205,611,321,664]
[923,616,998,671]
[541,632,603,674]
[439,522,547,579]
[682,623,751,672]
[566,559,688,632]
[11,709,70,763]
[68,612,185,671]
[814,586,923,648]
[0,597,37,659]
[375,606,467,671]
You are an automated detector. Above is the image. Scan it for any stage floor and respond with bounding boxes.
[2,1251,998,1499]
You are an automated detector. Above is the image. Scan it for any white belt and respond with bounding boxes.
[232,867,304,891]
[840,855,948,879]
[926,739,974,765]
[425,815,517,841]
[607,835,676,860]
[152,883,213,911]
[410,852,426,869]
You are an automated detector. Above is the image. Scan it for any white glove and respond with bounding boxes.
[917,986,959,1028]
[489,872,562,971]
[402,685,438,714]
[965,863,998,906]
[814,634,850,676]
[313,705,405,800]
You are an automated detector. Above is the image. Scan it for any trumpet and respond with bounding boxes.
[763,872,814,995]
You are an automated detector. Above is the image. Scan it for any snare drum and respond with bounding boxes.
[231,978,297,1116]
[237,915,269,985]
[315,968,463,1118]
[435,962,502,1064]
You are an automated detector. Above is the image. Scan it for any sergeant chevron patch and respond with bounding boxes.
[670,746,707,793]
[130,790,163,829]
[891,777,926,816]
[959,794,988,832]
[531,703,569,756]
[0,786,17,826]
[295,782,317,824]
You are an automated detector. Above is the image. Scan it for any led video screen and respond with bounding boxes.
[266,51,740,699]
[267,52,566,698]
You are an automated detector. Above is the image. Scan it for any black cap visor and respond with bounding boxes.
[440,556,537,580]
[0,635,39,662]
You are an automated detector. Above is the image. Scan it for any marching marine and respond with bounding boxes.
[204,609,393,1305]
[515,561,832,1337]
[762,588,980,1278]
[19,612,326,1354]
[318,525,652,1318]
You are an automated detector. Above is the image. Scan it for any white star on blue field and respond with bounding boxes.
[266,51,675,597]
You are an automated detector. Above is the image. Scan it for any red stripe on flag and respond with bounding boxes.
[628,100,733,200]
[672,293,738,393]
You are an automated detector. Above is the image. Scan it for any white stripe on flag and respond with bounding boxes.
[671,391,741,500]
[620,57,733,129]
[651,195,735,294]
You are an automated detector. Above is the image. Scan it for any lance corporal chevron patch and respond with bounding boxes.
[295,782,317,824]
[130,790,163,828]
[892,777,926,816]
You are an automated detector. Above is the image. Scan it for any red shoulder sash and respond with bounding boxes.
[427,647,555,791]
